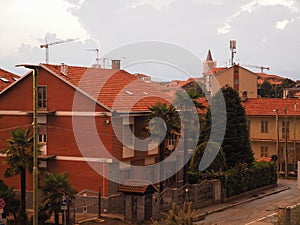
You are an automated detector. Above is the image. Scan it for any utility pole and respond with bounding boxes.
[294,103,297,172]
[16,64,39,225]
[274,109,280,172]
[284,107,288,178]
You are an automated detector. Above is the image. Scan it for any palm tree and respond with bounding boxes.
[0,180,20,221]
[40,172,77,225]
[148,103,180,192]
[0,128,34,221]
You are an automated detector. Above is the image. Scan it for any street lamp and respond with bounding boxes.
[16,64,38,225]
[284,107,288,178]
[294,103,297,172]
[274,109,280,172]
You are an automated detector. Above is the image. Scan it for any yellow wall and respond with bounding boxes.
[247,115,300,164]
[211,66,258,98]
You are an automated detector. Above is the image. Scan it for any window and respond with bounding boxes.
[260,146,268,157]
[38,125,47,143]
[234,78,239,85]
[0,77,10,83]
[282,121,290,139]
[38,124,47,155]
[261,120,268,133]
[247,120,251,134]
[38,86,47,110]
[123,124,134,147]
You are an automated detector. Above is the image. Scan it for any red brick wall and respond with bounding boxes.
[0,68,116,196]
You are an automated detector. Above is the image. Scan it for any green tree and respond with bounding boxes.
[0,180,20,221]
[259,80,272,97]
[39,172,77,225]
[189,142,226,172]
[148,103,181,192]
[201,86,254,168]
[0,128,34,221]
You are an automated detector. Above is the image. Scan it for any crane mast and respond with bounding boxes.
[86,48,100,68]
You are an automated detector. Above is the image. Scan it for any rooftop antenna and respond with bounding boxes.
[86,48,100,68]
[229,40,237,66]
[40,37,77,64]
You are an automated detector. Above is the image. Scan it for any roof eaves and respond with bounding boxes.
[0,67,31,95]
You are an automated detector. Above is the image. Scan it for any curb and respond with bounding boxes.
[192,186,290,222]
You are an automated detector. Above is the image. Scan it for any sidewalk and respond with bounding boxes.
[192,179,292,222]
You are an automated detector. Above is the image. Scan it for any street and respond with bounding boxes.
[196,179,300,225]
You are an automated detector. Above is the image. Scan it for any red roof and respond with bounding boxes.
[42,64,171,112]
[207,67,227,75]
[119,179,158,194]
[256,157,272,162]
[0,68,20,91]
[257,73,284,85]
[242,98,300,116]
[197,97,300,117]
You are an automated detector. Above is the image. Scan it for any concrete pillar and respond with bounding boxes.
[212,180,222,203]
[278,206,290,225]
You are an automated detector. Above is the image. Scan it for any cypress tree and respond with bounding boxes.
[200,85,254,168]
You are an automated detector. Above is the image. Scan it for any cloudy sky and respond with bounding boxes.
[1,0,300,81]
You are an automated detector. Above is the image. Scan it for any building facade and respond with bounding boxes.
[242,98,300,171]
[0,63,180,196]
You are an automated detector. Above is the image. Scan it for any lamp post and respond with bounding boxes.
[294,103,297,172]
[274,109,280,172]
[284,107,288,178]
[16,65,38,225]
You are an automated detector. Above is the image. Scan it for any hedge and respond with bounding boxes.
[187,161,277,197]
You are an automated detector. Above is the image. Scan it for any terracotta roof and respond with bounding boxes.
[257,73,284,85]
[257,73,284,80]
[197,97,300,117]
[42,64,172,112]
[242,98,300,116]
[256,157,272,162]
[0,68,20,91]
[207,67,227,75]
[119,179,158,194]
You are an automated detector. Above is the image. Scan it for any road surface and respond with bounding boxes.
[196,179,300,225]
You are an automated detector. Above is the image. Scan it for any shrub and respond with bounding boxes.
[187,161,277,197]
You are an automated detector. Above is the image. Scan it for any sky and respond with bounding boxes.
[1,0,300,81]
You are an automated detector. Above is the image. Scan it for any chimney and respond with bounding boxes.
[111,60,121,70]
[241,91,248,102]
[61,63,68,76]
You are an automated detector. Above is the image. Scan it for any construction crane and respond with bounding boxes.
[40,38,77,64]
[243,65,270,73]
[86,48,100,68]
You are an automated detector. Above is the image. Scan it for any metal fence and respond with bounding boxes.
[160,180,215,211]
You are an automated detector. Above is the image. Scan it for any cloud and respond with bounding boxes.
[218,0,299,34]
[129,0,176,10]
[2,0,300,80]
[276,19,290,29]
